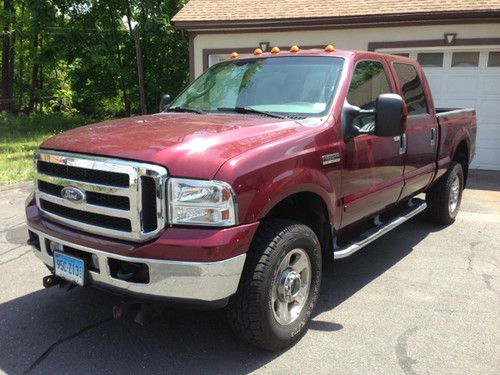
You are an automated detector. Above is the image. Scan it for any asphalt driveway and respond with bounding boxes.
[0,171,499,374]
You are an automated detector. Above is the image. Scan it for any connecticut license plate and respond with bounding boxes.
[54,251,85,286]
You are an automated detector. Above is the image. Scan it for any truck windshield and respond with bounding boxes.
[169,56,344,117]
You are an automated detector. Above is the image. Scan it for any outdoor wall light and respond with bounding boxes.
[444,33,457,45]
[259,42,270,52]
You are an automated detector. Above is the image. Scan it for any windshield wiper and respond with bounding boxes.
[167,106,205,114]
[217,107,287,119]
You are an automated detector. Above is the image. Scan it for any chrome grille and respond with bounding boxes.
[34,150,168,242]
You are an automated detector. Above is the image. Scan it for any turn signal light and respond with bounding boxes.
[271,46,281,54]
[254,48,263,55]
[230,52,239,59]
[324,44,335,52]
[290,45,300,53]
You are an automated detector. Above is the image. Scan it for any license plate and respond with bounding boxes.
[53,251,85,286]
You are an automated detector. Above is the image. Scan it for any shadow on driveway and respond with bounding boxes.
[0,215,445,375]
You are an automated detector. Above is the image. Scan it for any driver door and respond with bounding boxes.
[340,59,406,228]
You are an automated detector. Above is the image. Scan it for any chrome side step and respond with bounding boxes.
[333,199,427,259]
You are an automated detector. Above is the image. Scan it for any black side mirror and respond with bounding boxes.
[341,93,407,141]
[159,94,171,112]
[374,93,407,137]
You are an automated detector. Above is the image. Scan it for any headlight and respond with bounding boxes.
[168,178,237,226]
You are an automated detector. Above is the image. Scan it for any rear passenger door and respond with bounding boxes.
[392,62,437,199]
[340,59,405,228]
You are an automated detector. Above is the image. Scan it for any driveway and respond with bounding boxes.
[0,171,499,375]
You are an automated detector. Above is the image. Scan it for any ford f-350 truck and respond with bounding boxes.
[25,46,476,351]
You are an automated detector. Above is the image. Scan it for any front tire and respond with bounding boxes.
[426,161,464,224]
[227,219,322,351]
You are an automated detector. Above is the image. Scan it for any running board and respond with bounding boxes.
[333,199,427,259]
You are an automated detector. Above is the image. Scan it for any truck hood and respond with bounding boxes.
[40,113,309,179]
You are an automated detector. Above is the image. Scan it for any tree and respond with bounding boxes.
[1,0,15,112]
[1,0,189,117]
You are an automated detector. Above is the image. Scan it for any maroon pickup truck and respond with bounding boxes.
[25,46,476,351]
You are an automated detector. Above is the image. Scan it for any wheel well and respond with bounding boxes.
[453,140,469,186]
[264,192,333,261]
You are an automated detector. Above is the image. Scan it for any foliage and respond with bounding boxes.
[0,112,95,184]
[0,0,189,117]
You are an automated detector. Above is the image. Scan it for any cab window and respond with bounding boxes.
[393,63,429,115]
[347,60,391,131]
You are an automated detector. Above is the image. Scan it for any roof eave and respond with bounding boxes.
[172,10,500,31]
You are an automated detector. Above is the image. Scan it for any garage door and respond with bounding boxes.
[380,48,500,170]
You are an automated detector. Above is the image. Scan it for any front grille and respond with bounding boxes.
[34,150,168,242]
[38,180,130,210]
[141,176,158,232]
[40,199,132,232]
[38,160,130,187]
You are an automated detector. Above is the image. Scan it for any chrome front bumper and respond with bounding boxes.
[28,227,246,303]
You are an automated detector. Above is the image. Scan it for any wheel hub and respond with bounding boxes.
[271,248,311,325]
[449,175,460,214]
[277,269,302,303]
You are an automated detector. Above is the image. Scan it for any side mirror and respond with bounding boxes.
[341,93,407,141]
[374,93,407,137]
[159,94,171,112]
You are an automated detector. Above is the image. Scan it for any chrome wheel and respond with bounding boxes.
[272,248,311,326]
[449,175,461,214]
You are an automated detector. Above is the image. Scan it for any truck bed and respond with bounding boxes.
[435,107,477,181]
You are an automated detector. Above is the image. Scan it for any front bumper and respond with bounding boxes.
[28,226,246,304]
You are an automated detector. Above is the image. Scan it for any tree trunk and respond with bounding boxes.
[1,0,14,112]
[116,43,131,116]
[133,27,147,115]
[8,30,16,112]
[27,34,40,113]
[126,2,147,114]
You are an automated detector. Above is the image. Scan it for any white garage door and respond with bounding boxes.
[380,47,500,170]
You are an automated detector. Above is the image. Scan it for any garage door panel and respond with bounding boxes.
[476,128,500,148]
[438,99,476,109]
[473,148,500,170]
[444,75,480,97]
[423,73,443,97]
[477,100,500,122]
[480,76,500,96]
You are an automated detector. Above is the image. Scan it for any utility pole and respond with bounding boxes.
[133,26,147,115]
[124,4,147,116]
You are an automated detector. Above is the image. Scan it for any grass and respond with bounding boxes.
[0,113,96,185]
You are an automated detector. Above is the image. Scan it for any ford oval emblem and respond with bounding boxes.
[61,186,86,204]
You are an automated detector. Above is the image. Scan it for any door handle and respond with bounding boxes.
[399,134,407,155]
[430,128,436,147]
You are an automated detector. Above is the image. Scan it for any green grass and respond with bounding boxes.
[0,113,96,185]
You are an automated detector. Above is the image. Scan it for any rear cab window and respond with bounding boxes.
[392,63,429,115]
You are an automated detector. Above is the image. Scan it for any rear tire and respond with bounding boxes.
[227,219,322,351]
[426,161,464,225]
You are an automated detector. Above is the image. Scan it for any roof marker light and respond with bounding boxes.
[230,52,239,59]
[271,46,280,54]
[290,45,300,53]
[254,48,263,55]
[324,44,335,52]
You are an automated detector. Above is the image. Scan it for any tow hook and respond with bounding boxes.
[42,275,77,291]
[112,302,145,326]
[43,275,62,288]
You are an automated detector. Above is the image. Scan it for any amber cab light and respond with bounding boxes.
[271,47,281,54]
[254,48,263,55]
[324,44,335,52]
[230,52,239,59]
[290,45,300,53]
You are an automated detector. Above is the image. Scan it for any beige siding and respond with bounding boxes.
[192,23,500,78]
